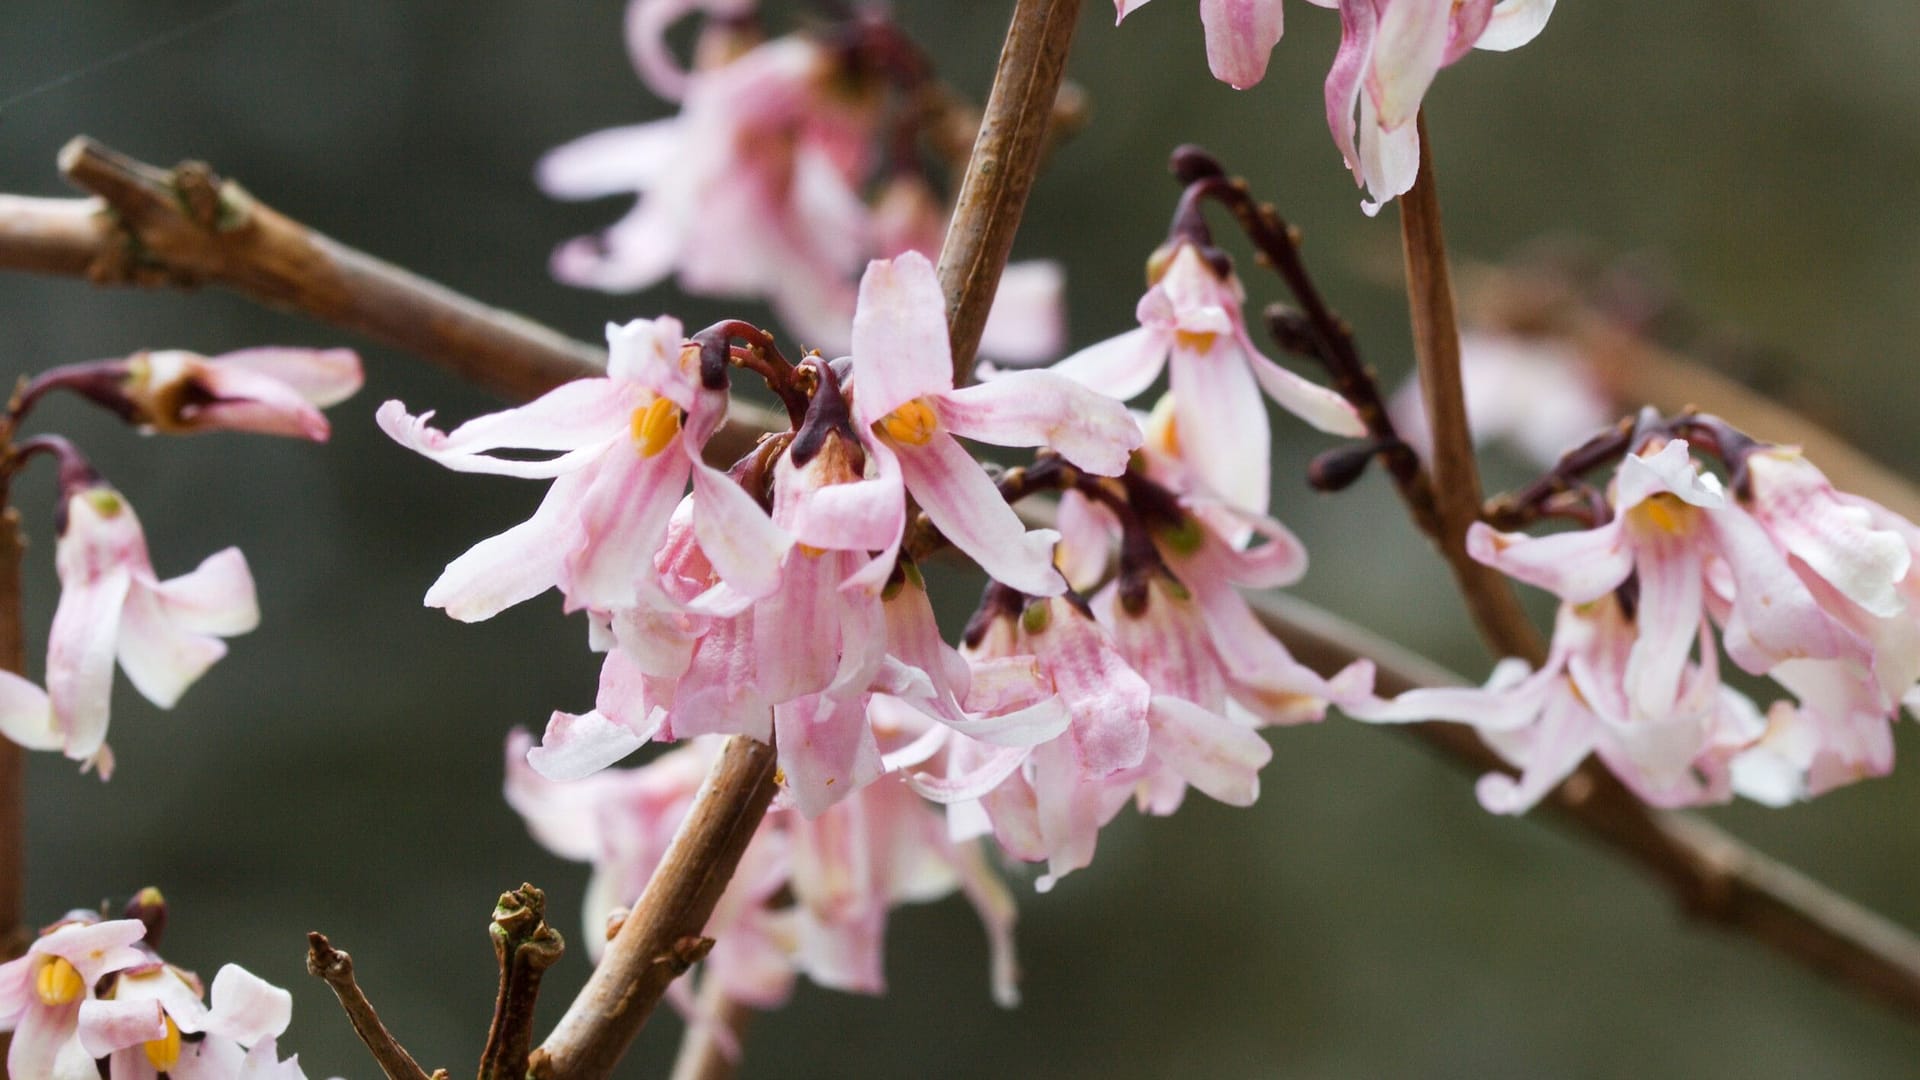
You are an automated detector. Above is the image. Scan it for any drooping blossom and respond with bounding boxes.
[0,915,148,1079]
[80,961,303,1080]
[1366,433,1920,810]
[4,475,261,776]
[1389,330,1611,467]
[25,348,363,442]
[505,730,1022,1012]
[1051,239,1362,515]
[1115,0,1334,90]
[378,316,785,622]
[1353,595,1764,812]
[1326,0,1557,213]
[538,34,879,348]
[848,252,1143,597]
[541,18,1069,360]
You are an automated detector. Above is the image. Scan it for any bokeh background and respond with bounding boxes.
[4,1,1920,1076]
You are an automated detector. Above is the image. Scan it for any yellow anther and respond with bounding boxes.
[631,398,682,458]
[878,398,939,446]
[1636,493,1694,534]
[34,957,84,1006]
[82,489,125,518]
[143,1015,181,1071]
[1145,395,1181,457]
[1174,330,1219,353]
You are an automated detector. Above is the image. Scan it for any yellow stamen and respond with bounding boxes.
[1145,395,1180,457]
[143,1015,181,1071]
[878,398,939,446]
[34,957,84,1006]
[1636,493,1694,534]
[630,398,681,458]
[1174,330,1219,353]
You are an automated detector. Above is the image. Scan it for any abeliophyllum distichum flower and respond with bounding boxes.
[0,889,315,1078]
[539,0,1064,362]
[394,241,1372,1007]
[0,346,362,776]
[1355,410,1920,811]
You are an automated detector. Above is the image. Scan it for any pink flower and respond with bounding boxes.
[20,482,260,775]
[506,731,1022,1010]
[80,962,301,1079]
[0,916,148,1079]
[25,348,363,442]
[1326,0,1557,213]
[1051,240,1362,515]
[1468,440,1864,722]
[379,316,787,621]
[1354,596,1763,812]
[1388,331,1612,468]
[538,36,878,350]
[849,252,1143,596]
[1116,0,1333,90]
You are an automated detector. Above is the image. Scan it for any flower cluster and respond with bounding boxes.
[0,347,362,775]
[391,248,1370,995]
[1358,419,1920,811]
[539,2,1062,360]
[0,891,314,1079]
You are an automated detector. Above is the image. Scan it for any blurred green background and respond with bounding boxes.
[4,1,1920,1076]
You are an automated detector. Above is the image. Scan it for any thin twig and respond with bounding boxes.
[530,736,778,1079]
[305,932,445,1080]
[667,976,754,1080]
[1395,111,1544,663]
[1246,590,1920,1020]
[479,884,565,1080]
[937,0,1085,384]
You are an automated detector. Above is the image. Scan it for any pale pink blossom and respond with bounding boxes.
[1467,440,1864,722]
[1353,596,1763,812]
[1389,331,1612,467]
[0,916,148,1080]
[538,36,877,350]
[80,962,303,1080]
[1051,240,1361,515]
[1326,0,1557,213]
[849,253,1142,596]
[26,347,362,442]
[379,316,787,622]
[506,731,1021,1010]
[1115,0,1334,89]
[24,482,260,775]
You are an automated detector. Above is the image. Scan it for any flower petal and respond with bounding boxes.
[114,584,228,710]
[850,252,954,429]
[424,462,593,621]
[894,434,1064,596]
[1466,518,1634,603]
[47,567,131,760]
[536,119,683,200]
[1169,336,1271,515]
[1198,0,1285,89]
[375,382,628,479]
[206,965,292,1047]
[1476,0,1556,50]
[1048,326,1169,405]
[1244,346,1365,436]
[527,710,655,782]
[936,371,1143,476]
[211,347,363,409]
[1147,696,1270,805]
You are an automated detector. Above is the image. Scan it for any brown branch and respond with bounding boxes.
[937,0,1085,385]
[305,932,446,1080]
[530,736,778,1079]
[1247,590,1920,1020]
[1396,111,1544,663]
[52,137,602,404]
[667,976,754,1080]
[0,196,102,278]
[479,884,566,1080]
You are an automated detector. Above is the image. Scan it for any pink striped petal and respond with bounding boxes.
[1169,336,1271,515]
[1371,0,1452,129]
[935,371,1143,476]
[1622,526,1703,719]
[1475,686,1593,814]
[212,347,362,409]
[1048,326,1169,405]
[1244,346,1365,436]
[78,999,166,1057]
[1467,518,1633,603]
[375,382,628,478]
[776,694,882,817]
[114,585,228,709]
[424,462,593,621]
[894,434,1063,596]
[850,253,954,429]
[1147,697,1271,805]
[148,547,258,637]
[691,462,792,600]
[1199,0,1285,88]
[47,567,130,760]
